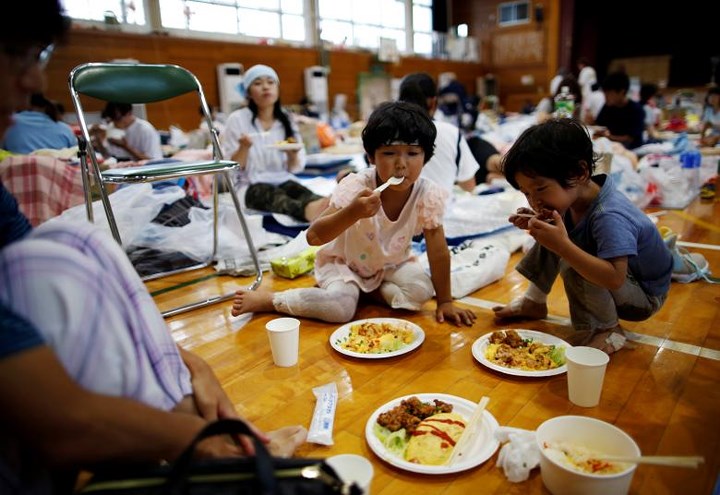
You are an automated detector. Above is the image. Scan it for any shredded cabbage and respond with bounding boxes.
[550,346,566,366]
[374,424,408,458]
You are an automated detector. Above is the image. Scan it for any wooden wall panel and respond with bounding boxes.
[48,28,485,131]
[453,0,561,110]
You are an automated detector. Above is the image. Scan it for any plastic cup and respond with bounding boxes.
[265,317,300,367]
[326,454,374,494]
[565,346,609,407]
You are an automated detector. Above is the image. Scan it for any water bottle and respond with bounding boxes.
[554,86,575,119]
[680,150,701,194]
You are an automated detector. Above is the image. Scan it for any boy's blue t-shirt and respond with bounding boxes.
[567,174,673,297]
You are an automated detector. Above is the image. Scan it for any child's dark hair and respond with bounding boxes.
[502,118,596,189]
[602,71,630,93]
[398,73,437,113]
[640,83,659,105]
[362,101,436,163]
[101,102,133,120]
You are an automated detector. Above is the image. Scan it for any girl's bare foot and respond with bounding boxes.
[492,297,548,321]
[231,289,275,316]
[304,197,330,222]
[267,425,308,458]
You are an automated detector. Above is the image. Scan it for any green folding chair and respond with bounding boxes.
[68,62,262,318]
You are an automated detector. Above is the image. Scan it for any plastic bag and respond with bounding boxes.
[419,239,511,299]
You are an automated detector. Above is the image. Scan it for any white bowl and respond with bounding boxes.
[326,454,373,494]
[536,416,640,495]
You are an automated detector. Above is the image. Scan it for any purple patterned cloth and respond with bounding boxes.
[0,219,191,410]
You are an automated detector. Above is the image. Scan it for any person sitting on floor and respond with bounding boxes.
[220,64,328,222]
[2,93,76,154]
[492,118,673,355]
[398,72,479,195]
[230,101,476,327]
[0,5,305,492]
[90,102,163,161]
[593,71,645,150]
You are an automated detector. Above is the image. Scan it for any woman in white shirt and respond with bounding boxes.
[220,64,328,222]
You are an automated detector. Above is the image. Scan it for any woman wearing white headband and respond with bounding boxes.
[220,64,329,222]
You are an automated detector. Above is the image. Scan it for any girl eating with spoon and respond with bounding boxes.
[231,101,476,327]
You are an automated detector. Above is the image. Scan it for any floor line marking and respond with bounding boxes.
[459,296,720,361]
[671,211,720,235]
[677,241,720,251]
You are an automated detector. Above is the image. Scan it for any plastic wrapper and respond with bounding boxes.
[307,382,337,446]
[494,426,540,482]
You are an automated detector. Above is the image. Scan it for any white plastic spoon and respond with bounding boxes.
[374,176,404,193]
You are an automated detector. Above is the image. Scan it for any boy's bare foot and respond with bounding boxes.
[231,289,275,316]
[267,425,308,458]
[492,297,548,321]
[304,197,330,222]
[586,326,627,355]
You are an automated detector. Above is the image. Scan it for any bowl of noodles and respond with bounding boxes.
[536,416,640,495]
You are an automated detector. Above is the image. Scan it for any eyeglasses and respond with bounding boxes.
[38,43,55,69]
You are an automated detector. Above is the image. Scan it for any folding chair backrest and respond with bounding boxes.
[69,62,221,161]
[70,63,200,103]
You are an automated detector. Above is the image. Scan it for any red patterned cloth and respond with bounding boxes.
[0,155,85,226]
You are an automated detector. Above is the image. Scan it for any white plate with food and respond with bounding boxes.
[472,329,569,377]
[267,141,304,151]
[330,318,424,359]
[365,393,500,474]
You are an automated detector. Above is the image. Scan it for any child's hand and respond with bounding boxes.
[436,301,476,327]
[508,207,535,229]
[348,188,382,219]
[509,207,554,230]
[527,210,568,252]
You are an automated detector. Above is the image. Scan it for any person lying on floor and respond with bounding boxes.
[492,118,673,354]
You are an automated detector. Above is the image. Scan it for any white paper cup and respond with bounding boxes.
[265,317,300,367]
[565,346,610,407]
[326,454,374,494]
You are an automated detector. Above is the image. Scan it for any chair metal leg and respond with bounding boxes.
[77,137,95,223]
[159,171,263,319]
[84,143,122,244]
[224,170,262,291]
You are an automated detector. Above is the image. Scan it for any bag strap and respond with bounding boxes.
[164,419,277,494]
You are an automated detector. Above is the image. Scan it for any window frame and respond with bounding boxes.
[497,0,531,27]
[62,0,457,58]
